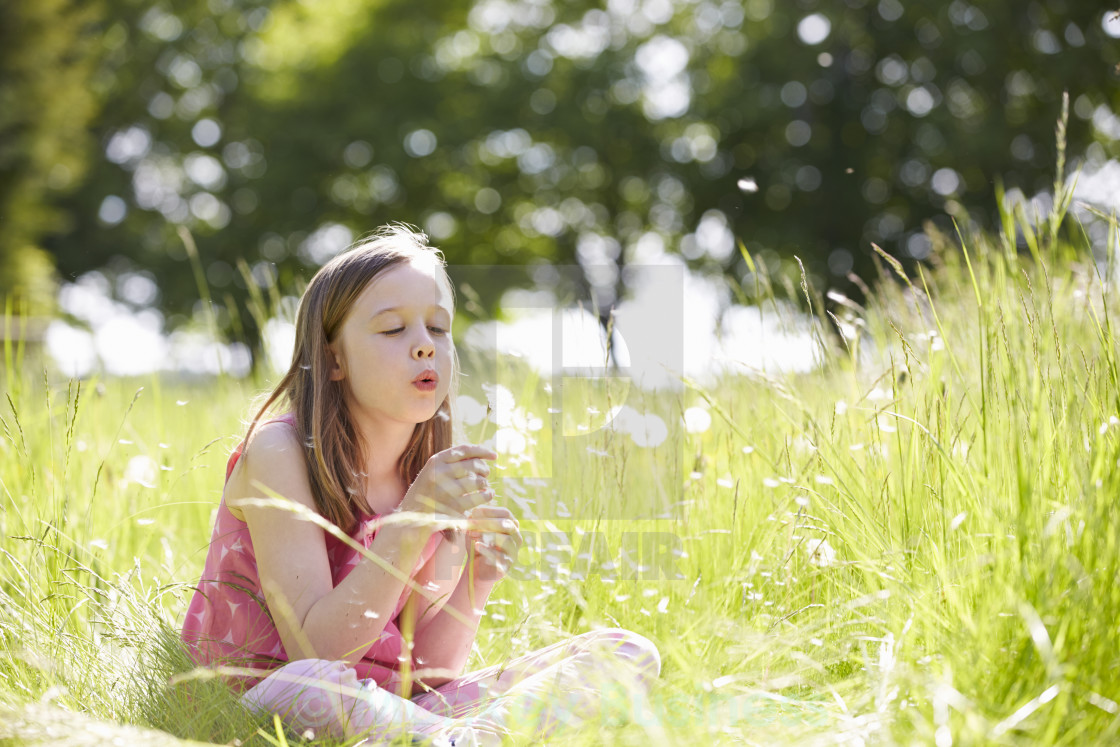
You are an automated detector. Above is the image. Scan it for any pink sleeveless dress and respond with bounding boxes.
[181,418,441,692]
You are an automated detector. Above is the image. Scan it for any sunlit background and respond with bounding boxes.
[4,1,1120,381]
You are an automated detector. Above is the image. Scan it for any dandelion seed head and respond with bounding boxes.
[805,538,836,567]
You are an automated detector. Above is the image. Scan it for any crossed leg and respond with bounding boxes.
[412,628,661,736]
[240,628,659,743]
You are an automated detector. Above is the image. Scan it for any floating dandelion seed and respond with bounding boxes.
[90,539,108,550]
[683,407,712,434]
[867,387,892,402]
[717,477,734,489]
[737,177,759,193]
[124,455,158,488]
[630,412,668,447]
[763,478,780,488]
[175,400,189,406]
[741,445,754,454]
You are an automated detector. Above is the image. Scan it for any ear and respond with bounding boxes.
[326,343,346,381]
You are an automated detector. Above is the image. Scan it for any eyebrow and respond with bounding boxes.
[371,305,451,317]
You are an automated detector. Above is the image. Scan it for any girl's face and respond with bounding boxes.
[328,258,454,432]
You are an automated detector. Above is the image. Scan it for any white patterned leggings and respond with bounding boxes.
[240,628,661,744]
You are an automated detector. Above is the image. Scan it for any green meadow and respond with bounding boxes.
[3,194,1120,745]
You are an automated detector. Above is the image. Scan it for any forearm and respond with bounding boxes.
[410,567,498,682]
[296,525,433,663]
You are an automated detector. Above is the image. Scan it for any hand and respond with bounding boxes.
[400,444,497,518]
[466,504,522,581]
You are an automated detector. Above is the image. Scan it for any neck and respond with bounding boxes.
[350,410,417,485]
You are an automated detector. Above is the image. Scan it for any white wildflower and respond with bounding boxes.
[805,538,836,567]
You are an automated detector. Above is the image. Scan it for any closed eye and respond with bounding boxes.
[382,326,448,336]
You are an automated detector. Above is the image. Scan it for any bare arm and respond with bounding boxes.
[410,506,521,684]
[410,566,499,686]
[230,422,431,664]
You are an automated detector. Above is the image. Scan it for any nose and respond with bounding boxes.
[412,329,435,359]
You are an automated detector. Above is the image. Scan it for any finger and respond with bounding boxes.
[460,487,496,512]
[474,542,512,572]
[467,515,519,537]
[463,458,490,478]
[465,504,510,520]
[457,473,489,495]
[440,444,498,463]
[489,530,521,556]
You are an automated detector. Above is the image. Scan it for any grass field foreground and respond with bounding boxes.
[2,197,1120,745]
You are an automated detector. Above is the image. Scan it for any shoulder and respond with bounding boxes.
[244,418,302,458]
[227,419,315,511]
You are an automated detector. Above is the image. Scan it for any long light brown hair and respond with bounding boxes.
[245,224,457,533]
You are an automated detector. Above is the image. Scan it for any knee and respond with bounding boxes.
[241,659,353,740]
[578,628,661,682]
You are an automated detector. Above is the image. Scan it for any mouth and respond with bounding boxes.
[413,370,439,388]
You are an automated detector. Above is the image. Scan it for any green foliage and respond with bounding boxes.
[0,0,102,312]
[18,0,1120,358]
[4,201,1120,742]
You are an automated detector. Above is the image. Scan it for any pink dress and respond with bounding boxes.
[181,422,441,692]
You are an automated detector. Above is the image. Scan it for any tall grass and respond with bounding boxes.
[3,188,1120,744]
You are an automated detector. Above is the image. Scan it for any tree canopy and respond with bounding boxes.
[4,0,1118,348]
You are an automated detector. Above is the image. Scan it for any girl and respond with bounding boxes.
[181,225,660,745]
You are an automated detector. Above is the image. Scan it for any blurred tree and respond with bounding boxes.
[0,0,102,313]
[37,0,1120,357]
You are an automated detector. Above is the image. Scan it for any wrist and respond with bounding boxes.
[372,521,433,560]
[466,558,505,586]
